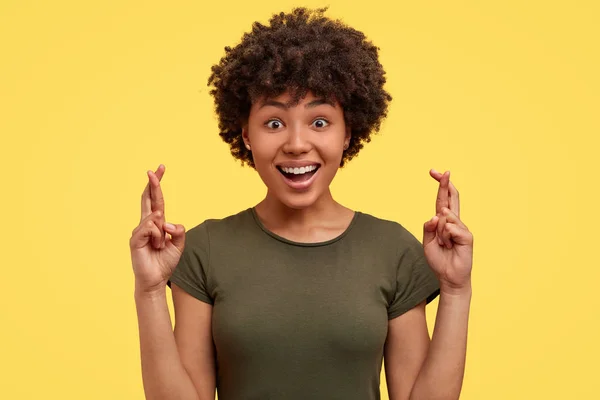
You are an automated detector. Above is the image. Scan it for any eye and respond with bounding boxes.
[312,118,329,129]
[265,119,283,130]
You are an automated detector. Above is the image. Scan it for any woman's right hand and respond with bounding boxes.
[129,164,186,295]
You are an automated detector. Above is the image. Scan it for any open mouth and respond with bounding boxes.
[276,164,321,183]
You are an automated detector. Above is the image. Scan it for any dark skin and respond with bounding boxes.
[140,164,472,292]
[425,168,473,292]
[131,164,179,294]
[133,163,472,400]
[141,164,166,248]
[132,8,472,398]
[140,166,462,251]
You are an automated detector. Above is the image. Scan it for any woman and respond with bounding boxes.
[130,7,473,400]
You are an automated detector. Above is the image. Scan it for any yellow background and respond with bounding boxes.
[2,0,598,398]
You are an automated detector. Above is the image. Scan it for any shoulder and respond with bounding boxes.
[355,212,424,259]
[184,208,254,244]
[357,212,419,242]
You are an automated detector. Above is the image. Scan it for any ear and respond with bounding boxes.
[242,125,250,147]
[344,126,351,149]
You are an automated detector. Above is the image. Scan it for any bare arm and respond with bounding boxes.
[384,300,431,400]
[384,286,471,400]
[135,285,200,400]
[171,283,216,400]
[131,164,216,399]
[409,286,471,400]
[388,168,473,399]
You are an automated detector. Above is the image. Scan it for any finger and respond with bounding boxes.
[448,181,460,218]
[436,211,444,246]
[441,207,468,230]
[148,165,166,248]
[441,221,454,249]
[149,170,166,248]
[141,165,165,222]
[442,222,474,246]
[130,212,164,250]
[149,165,166,215]
[429,168,443,181]
[437,213,452,248]
[150,216,165,250]
[163,222,186,253]
[442,208,469,230]
[423,215,439,246]
[430,169,459,217]
[133,209,163,237]
[434,170,450,215]
[430,168,449,183]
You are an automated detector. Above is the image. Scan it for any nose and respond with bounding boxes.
[282,123,312,155]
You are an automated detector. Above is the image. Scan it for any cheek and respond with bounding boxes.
[322,141,346,164]
[249,148,278,182]
[251,152,270,174]
[250,144,274,167]
[317,148,344,182]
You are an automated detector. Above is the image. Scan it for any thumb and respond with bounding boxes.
[164,222,186,253]
[423,215,439,246]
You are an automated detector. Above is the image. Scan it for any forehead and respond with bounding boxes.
[253,90,338,111]
[269,90,317,104]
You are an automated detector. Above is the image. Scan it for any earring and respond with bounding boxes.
[246,144,251,150]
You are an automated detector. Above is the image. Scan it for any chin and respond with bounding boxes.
[276,190,322,210]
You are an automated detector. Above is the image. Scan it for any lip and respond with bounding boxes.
[277,165,320,191]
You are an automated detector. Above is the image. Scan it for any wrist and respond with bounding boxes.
[440,280,472,298]
[134,282,167,300]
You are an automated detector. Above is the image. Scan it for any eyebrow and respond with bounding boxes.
[258,98,335,110]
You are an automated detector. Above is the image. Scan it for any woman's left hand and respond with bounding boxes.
[423,169,474,294]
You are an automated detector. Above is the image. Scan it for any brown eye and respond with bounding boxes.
[312,118,329,129]
[266,119,283,129]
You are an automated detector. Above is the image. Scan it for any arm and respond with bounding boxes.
[171,283,216,400]
[384,300,430,400]
[384,285,471,400]
[391,168,473,399]
[410,285,471,400]
[135,283,215,400]
[132,164,215,399]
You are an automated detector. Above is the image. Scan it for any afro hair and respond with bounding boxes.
[207,7,392,168]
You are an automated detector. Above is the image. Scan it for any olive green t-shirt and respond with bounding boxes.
[167,207,440,400]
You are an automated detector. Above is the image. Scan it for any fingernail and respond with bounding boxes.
[438,237,443,246]
[165,223,175,230]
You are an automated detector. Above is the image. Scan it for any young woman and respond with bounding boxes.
[130,8,473,400]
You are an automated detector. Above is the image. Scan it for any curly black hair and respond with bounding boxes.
[207,7,392,168]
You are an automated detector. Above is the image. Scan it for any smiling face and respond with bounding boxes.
[242,90,351,210]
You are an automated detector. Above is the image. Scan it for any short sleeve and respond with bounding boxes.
[166,221,213,305]
[387,226,440,320]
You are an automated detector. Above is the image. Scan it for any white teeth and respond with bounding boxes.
[281,165,318,174]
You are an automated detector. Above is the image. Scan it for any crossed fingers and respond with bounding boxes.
[430,169,462,248]
[140,164,166,248]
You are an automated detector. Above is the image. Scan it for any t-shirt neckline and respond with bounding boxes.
[249,207,361,247]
